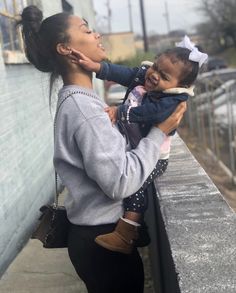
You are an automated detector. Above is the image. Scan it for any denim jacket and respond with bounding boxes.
[97,61,147,101]
[97,62,189,136]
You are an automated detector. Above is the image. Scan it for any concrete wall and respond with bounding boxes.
[0,0,103,276]
[146,135,236,292]
[0,64,54,276]
[40,0,62,17]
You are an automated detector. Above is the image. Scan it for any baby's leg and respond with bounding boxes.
[123,211,142,223]
[94,160,168,254]
[94,190,145,254]
[141,159,168,190]
[123,188,151,248]
[121,159,168,229]
[123,187,146,223]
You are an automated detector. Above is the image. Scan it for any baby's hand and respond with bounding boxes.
[69,49,101,73]
[104,106,118,125]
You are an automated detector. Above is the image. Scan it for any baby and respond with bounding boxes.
[71,36,208,254]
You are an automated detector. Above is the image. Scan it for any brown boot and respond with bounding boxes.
[95,218,139,254]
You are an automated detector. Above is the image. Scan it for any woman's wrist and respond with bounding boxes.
[147,127,165,142]
[156,124,170,135]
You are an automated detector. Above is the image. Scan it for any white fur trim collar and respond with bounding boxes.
[163,86,195,97]
[140,61,195,97]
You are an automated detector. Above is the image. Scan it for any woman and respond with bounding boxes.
[20,6,186,293]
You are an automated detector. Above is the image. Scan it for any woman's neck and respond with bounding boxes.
[63,67,93,89]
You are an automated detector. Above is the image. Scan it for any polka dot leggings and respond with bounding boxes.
[123,159,168,213]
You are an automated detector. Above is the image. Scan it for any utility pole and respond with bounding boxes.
[163,1,171,34]
[106,0,112,33]
[128,0,133,32]
[139,0,149,52]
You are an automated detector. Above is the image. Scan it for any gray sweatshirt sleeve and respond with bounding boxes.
[74,112,165,200]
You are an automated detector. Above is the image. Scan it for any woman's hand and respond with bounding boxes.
[156,102,187,135]
[104,106,118,125]
[69,49,101,73]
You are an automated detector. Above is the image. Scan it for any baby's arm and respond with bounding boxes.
[117,97,183,124]
[70,49,141,87]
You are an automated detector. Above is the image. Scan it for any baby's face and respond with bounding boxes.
[144,55,185,92]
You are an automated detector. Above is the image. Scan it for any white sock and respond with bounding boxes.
[121,217,141,227]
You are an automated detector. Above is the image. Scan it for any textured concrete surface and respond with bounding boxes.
[0,240,87,293]
[156,135,236,293]
[0,238,154,293]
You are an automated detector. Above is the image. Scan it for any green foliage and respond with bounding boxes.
[115,51,156,67]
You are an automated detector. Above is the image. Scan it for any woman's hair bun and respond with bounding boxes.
[21,5,43,33]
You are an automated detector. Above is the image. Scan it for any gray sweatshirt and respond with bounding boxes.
[54,85,165,225]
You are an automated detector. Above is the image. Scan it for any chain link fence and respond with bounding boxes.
[183,68,236,183]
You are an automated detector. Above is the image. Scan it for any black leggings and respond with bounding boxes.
[68,223,144,293]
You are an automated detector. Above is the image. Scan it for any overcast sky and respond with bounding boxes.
[92,0,206,35]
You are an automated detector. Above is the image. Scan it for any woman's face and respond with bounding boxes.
[66,16,107,62]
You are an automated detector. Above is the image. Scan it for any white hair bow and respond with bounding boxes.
[176,35,208,68]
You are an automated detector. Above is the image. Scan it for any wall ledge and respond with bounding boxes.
[149,134,236,292]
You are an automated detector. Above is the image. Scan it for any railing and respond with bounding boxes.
[183,68,236,183]
[146,134,236,293]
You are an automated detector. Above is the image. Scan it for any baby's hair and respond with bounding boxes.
[158,47,199,87]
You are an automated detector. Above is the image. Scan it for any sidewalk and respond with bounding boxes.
[0,188,87,293]
[0,237,154,293]
[0,240,155,293]
[0,239,87,293]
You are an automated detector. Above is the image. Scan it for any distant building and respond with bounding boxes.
[102,31,136,62]
[134,39,145,52]
[147,33,204,55]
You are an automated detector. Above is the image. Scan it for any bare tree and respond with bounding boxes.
[198,0,236,52]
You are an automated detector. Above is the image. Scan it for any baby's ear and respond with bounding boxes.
[141,60,153,67]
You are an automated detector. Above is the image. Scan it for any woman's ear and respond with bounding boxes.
[56,43,72,56]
